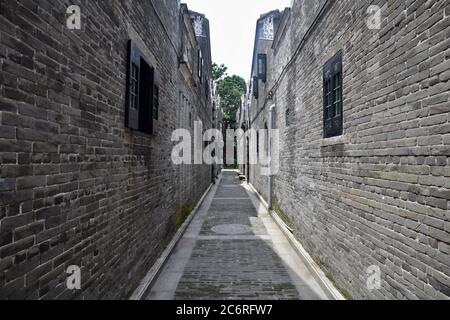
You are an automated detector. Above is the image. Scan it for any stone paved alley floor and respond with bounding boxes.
[146,170,328,300]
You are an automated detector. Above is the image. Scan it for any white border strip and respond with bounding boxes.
[247,182,345,301]
[129,176,219,300]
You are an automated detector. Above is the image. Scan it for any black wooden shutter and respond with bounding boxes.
[197,50,200,79]
[198,50,203,81]
[253,76,259,99]
[201,57,204,83]
[153,70,160,122]
[257,54,267,83]
[126,40,141,130]
[138,60,154,134]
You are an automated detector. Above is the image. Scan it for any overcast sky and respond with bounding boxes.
[184,0,291,81]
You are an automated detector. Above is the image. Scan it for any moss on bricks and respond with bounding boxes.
[324,271,353,300]
[176,200,194,228]
[272,196,294,230]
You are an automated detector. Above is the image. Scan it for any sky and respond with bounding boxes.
[184,0,291,81]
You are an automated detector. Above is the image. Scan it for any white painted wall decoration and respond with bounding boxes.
[260,16,274,40]
[194,16,205,37]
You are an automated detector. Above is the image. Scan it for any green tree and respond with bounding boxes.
[212,63,246,167]
[213,65,246,130]
[212,63,228,81]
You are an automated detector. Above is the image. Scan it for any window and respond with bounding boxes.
[125,40,159,134]
[256,131,259,155]
[253,76,259,99]
[323,51,343,138]
[153,86,159,121]
[198,49,203,82]
[264,122,269,156]
[286,107,293,127]
[130,63,139,110]
[257,54,267,83]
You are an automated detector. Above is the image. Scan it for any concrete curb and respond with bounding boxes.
[247,182,346,301]
[129,176,220,300]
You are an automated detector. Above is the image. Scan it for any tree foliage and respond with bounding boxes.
[212,63,246,129]
[212,63,228,81]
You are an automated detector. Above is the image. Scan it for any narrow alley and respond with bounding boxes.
[146,170,328,300]
[0,0,449,302]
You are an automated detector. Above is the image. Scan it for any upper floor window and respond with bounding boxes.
[129,63,139,110]
[153,86,159,121]
[253,76,259,99]
[198,49,203,82]
[256,131,259,156]
[323,51,343,138]
[125,40,159,134]
[264,122,269,156]
[257,54,267,83]
[286,107,293,127]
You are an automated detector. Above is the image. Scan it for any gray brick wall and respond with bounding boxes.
[0,0,212,299]
[250,0,450,299]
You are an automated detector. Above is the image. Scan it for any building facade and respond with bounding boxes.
[248,0,450,299]
[212,81,224,180]
[0,0,213,299]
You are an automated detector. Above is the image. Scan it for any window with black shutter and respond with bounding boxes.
[323,51,343,138]
[253,76,259,99]
[286,107,293,127]
[130,63,139,111]
[264,122,269,156]
[198,49,203,82]
[257,54,267,83]
[138,59,154,134]
[153,71,160,122]
[125,40,159,135]
[256,131,259,155]
[126,41,141,130]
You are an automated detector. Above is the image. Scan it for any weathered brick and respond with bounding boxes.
[0,276,25,299]
[0,125,15,139]
[418,135,443,146]
[0,139,32,152]
[0,236,34,259]
[0,0,214,300]
[246,0,450,300]
[439,242,450,255]
[13,222,44,241]
[430,188,450,200]
[0,230,13,247]
[16,176,46,190]
[1,34,34,57]
[0,178,16,191]
[0,213,34,233]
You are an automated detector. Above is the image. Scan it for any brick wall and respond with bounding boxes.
[250,0,450,299]
[0,0,212,299]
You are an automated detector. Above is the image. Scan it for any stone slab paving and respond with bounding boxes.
[146,170,328,300]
